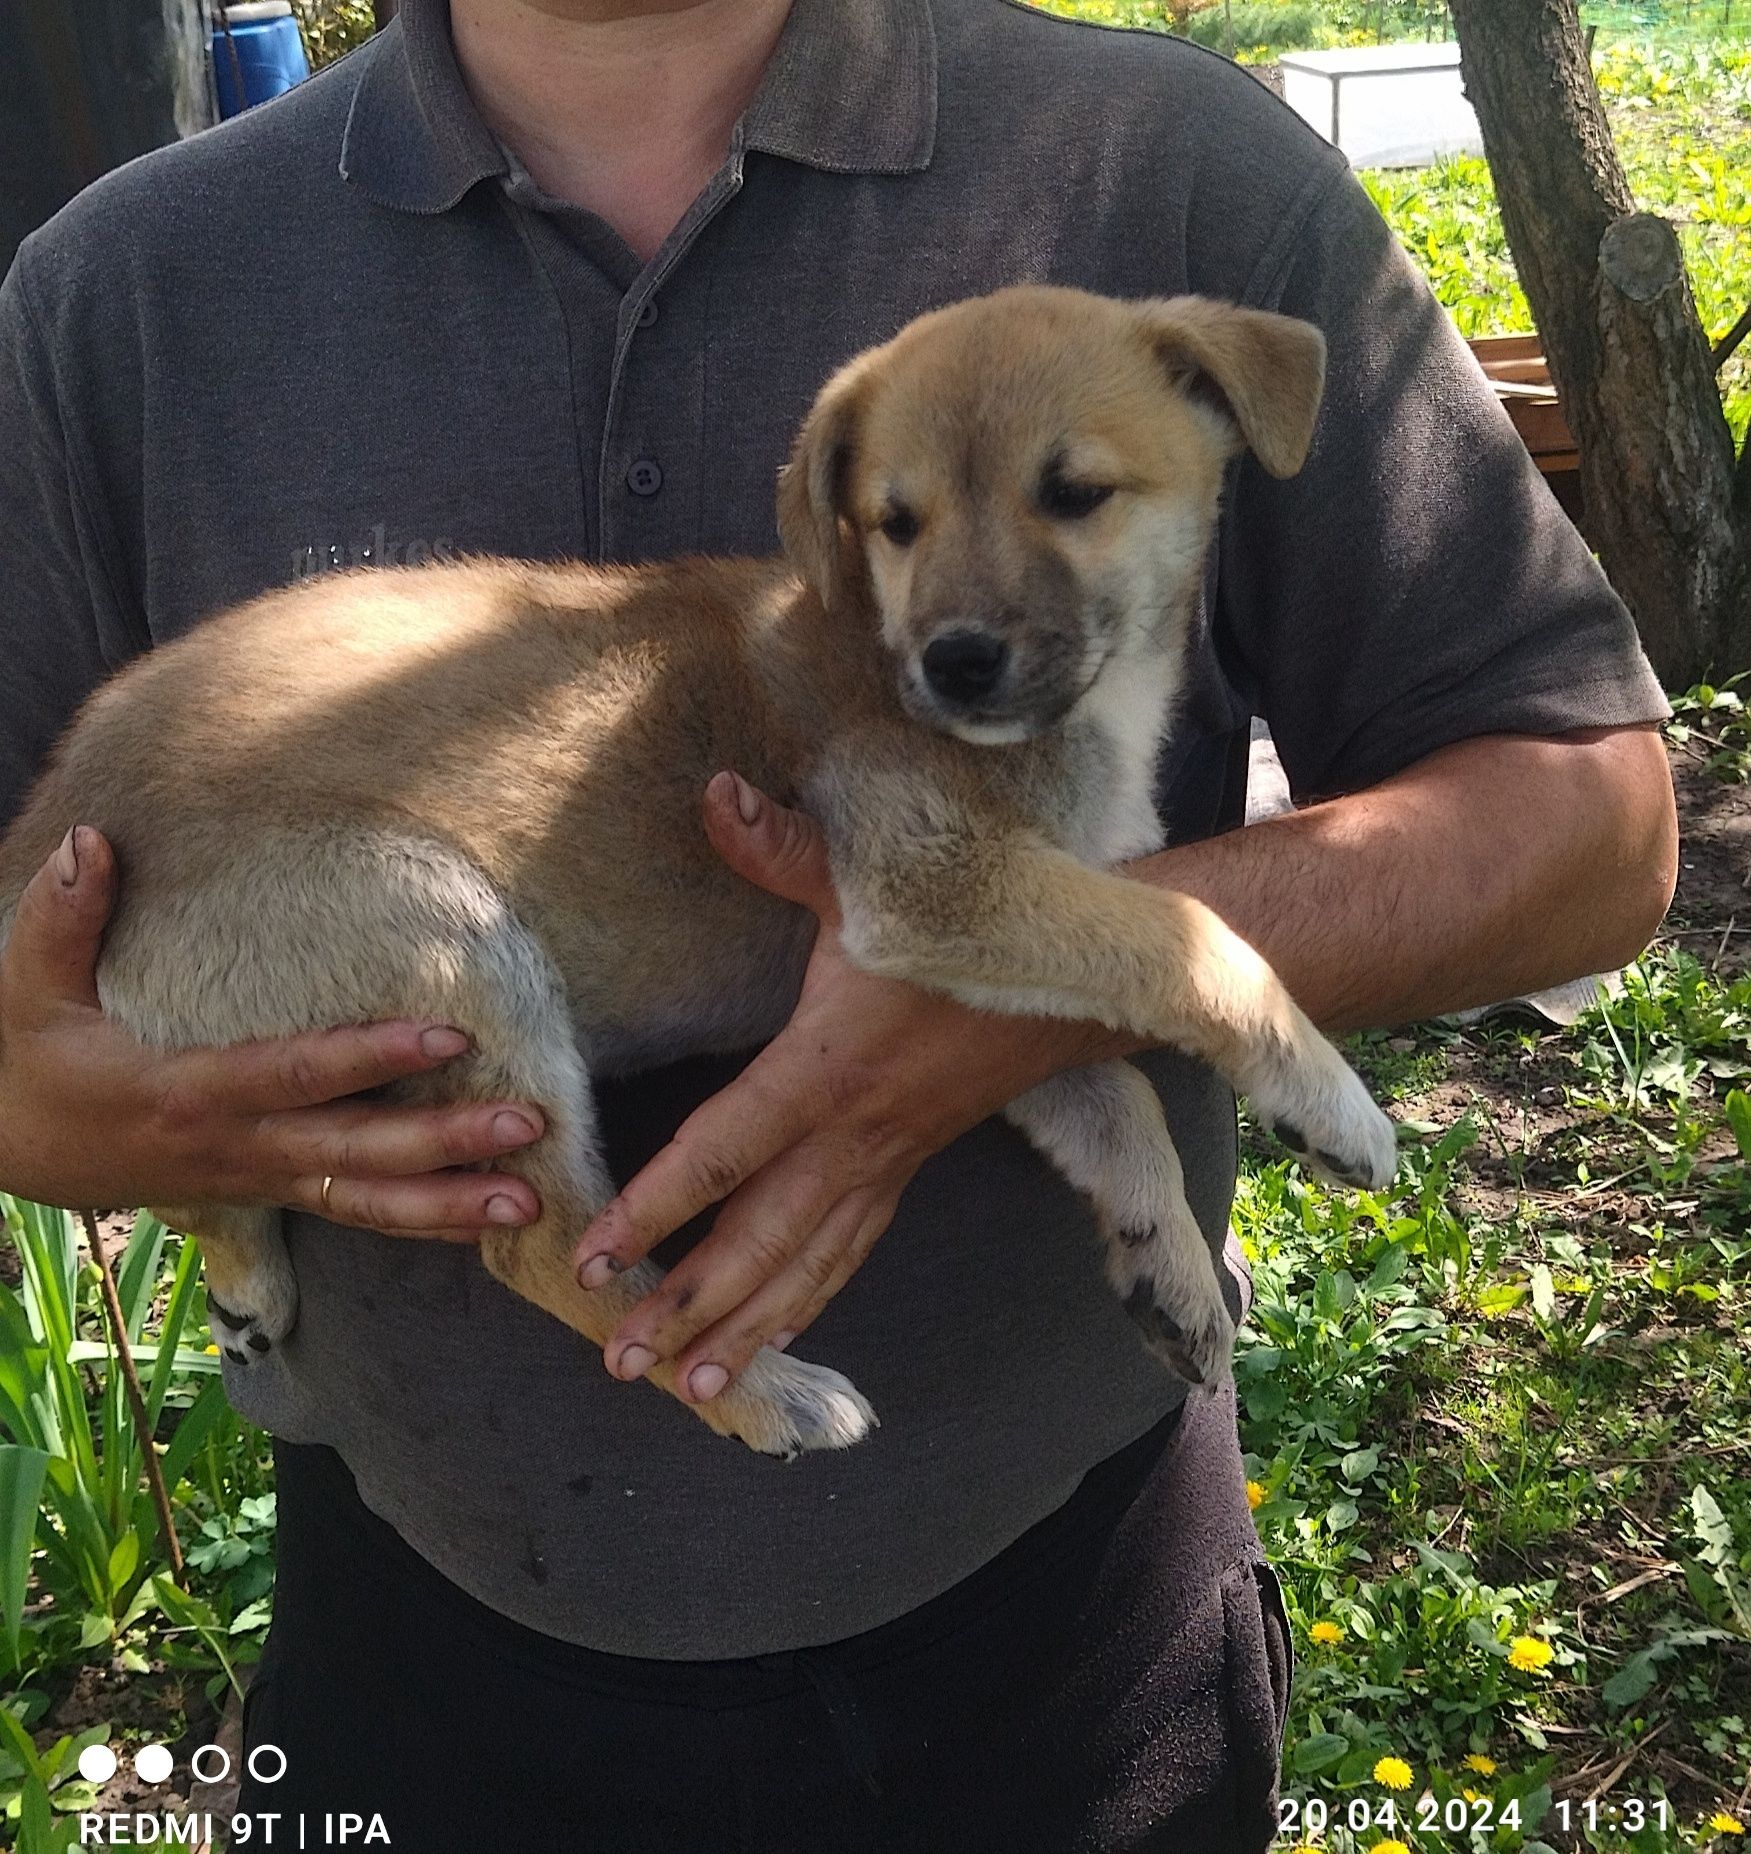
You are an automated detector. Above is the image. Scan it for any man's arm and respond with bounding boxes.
[571,724,1677,1404]
[1131,722,1678,1035]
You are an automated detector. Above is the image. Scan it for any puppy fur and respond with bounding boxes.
[0,286,1395,1457]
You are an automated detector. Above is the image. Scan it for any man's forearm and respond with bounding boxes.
[1113,723,1678,1040]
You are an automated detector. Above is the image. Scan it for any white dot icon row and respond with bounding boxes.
[78,1742,285,1785]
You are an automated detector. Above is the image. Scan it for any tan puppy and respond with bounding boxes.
[0,286,1396,1457]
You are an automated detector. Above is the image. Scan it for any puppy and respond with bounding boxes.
[0,286,1396,1457]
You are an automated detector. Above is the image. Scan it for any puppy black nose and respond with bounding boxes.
[921,630,1009,704]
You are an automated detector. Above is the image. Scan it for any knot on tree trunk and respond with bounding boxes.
[1598,212,1684,304]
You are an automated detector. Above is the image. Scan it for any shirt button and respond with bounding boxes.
[625,458,663,497]
[635,298,659,329]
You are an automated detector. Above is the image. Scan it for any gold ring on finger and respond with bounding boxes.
[320,1174,336,1216]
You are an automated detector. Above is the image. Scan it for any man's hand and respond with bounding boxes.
[574,772,1116,1405]
[0,825,547,1238]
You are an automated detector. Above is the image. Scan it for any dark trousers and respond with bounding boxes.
[241,1381,1289,1853]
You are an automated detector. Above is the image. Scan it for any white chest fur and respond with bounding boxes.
[1061,647,1177,868]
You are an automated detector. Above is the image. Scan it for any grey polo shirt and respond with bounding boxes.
[1,0,1665,1657]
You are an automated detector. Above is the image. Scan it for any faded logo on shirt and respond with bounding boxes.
[292,524,460,579]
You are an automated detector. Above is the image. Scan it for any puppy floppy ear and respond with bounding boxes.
[777,356,874,602]
[1137,297,1327,478]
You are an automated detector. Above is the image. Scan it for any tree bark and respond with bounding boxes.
[1449,0,1750,685]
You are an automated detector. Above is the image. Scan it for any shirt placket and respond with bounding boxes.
[593,145,748,566]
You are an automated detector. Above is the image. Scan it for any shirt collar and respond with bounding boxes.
[340,0,937,216]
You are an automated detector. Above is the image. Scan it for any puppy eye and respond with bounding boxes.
[879,505,921,546]
[1039,475,1115,521]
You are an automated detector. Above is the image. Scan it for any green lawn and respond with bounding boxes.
[1243,711,1751,1851]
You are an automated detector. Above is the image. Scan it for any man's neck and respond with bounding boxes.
[449,0,795,265]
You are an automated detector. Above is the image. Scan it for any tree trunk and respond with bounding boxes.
[1449,0,1750,685]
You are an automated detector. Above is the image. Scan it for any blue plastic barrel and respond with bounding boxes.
[211,2,311,118]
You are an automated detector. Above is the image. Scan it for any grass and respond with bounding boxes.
[1241,772,1751,1850]
[0,1208,274,1839]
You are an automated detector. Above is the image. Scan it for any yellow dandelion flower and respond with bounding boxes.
[1462,1788,1482,1803]
[204,1343,220,1355]
[1245,1479,1265,1510]
[1373,1754,1413,1790]
[1370,1840,1412,1854]
[1463,1753,1497,1775]
[1309,1620,1345,1646]
[1709,1813,1746,1837]
[1507,1635,1554,1673]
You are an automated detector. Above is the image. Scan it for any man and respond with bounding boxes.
[0,0,1675,1846]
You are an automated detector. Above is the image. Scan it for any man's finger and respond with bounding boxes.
[299,1168,540,1236]
[574,1061,815,1286]
[180,1019,477,1118]
[599,1151,846,1378]
[672,1187,897,1399]
[0,826,117,1018]
[702,772,839,923]
[259,1097,545,1181]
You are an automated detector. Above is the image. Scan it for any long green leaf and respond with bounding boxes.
[158,1379,233,1497]
[38,1460,112,1615]
[0,1284,53,1451]
[12,1201,75,1355]
[145,1236,211,1425]
[11,1205,99,1503]
[106,1530,140,1602]
[115,1214,166,1345]
[0,1701,45,1785]
[1725,1087,1751,1160]
[0,1445,49,1671]
[65,1341,221,1375]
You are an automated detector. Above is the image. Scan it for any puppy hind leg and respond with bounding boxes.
[474,1091,877,1457]
[152,1204,300,1365]
[1004,1061,1234,1386]
[434,949,877,1458]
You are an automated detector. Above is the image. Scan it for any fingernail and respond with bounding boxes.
[493,1110,541,1145]
[615,1343,657,1382]
[421,1025,470,1059]
[484,1193,527,1226]
[771,1329,797,1353]
[688,1363,729,1401]
[578,1252,623,1290]
[729,771,762,825]
[55,826,79,886]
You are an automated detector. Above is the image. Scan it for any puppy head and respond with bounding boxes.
[778,286,1325,742]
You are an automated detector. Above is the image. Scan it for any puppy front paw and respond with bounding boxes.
[1258,1049,1398,1194]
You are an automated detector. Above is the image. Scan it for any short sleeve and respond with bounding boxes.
[0,243,147,833]
[1217,166,1669,801]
